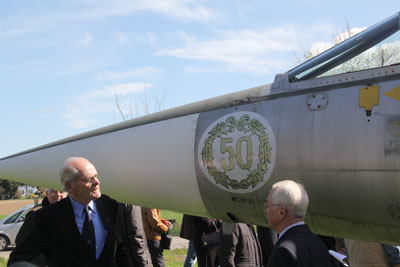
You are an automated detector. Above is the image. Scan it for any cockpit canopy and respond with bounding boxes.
[279,12,400,84]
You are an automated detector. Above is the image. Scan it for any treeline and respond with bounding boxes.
[0,179,45,200]
[0,179,19,200]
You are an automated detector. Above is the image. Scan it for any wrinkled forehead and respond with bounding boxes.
[71,158,97,176]
[80,162,98,178]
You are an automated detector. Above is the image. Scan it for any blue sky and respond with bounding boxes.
[1,0,399,158]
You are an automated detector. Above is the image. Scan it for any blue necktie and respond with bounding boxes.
[82,205,96,258]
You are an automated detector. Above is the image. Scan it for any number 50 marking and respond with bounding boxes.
[220,137,253,171]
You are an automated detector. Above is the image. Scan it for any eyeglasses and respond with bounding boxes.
[77,175,98,184]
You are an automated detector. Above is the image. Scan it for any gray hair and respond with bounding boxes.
[59,157,85,190]
[270,180,309,218]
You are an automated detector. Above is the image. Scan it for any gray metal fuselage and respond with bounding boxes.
[1,12,400,244]
[0,63,399,243]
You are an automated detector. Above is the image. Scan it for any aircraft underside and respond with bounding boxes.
[1,11,400,244]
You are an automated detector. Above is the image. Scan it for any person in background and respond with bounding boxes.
[345,239,400,267]
[8,157,131,267]
[265,180,333,267]
[116,203,152,266]
[16,189,67,245]
[14,189,68,266]
[180,214,197,267]
[219,222,263,267]
[256,226,278,266]
[318,235,348,266]
[192,216,220,267]
[44,189,67,206]
[141,208,172,267]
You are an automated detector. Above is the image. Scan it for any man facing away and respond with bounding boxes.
[141,207,172,267]
[265,180,333,267]
[116,202,152,267]
[219,222,263,267]
[8,157,131,267]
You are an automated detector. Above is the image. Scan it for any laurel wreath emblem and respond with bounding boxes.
[200,114,273,190]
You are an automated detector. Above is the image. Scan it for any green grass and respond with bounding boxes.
[164,248,186,266]
[161,210,184,236]
[0,246,191,267]
[1,249,193,267]
[160,211,199,266]
[164,248,198,267]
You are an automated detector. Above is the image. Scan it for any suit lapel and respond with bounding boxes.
[95,196,112,230]
[94,195,117,262]
[56,197,89,248]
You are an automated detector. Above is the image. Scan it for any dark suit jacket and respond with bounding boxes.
[267,224,333,267]
[8,195,131,267]
[115,203,151,267]
[257,226,278,267]
[219,222,263,267]
[180,214,195,240]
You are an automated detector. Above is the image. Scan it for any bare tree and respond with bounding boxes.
[294,22,400,78]
[113,87,167,121]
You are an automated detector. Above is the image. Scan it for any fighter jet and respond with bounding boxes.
[1,11,400,244]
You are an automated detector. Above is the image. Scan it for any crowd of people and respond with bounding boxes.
[6,157,400,267]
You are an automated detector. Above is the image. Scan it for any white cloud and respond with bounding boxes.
[116,31,132,45]
[0,25,45,39]
[84,0,217,21]
[307,27,368,56]
[62,82,153,128]
[310,41,334,55]
[95,67,164,82]
[85,83,152,98]
[67,118,97,129]
[334,27,366,44]
[157,24,335,75]
[74,32,93,47]
[1,0,216,40]
[133,32,159,46]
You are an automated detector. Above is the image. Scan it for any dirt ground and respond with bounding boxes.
[0,199,36,216]
[0,199,37,262]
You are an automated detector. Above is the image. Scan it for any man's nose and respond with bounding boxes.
[93,177,100,185]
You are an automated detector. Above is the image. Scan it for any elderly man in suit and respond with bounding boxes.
[265,180,333,267]
[8,157,131,267]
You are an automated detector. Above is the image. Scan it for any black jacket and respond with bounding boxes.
[115,203,151,267]
[14,197,50,266]
[219,222,263,267]
[267,224,333,267]
[179,214,195,240]
[9,195,131,267]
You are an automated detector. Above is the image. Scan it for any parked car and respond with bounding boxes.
[0,203,34,251]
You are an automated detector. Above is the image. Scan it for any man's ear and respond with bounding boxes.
[279,206,287,219]
[64,180,73,191]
